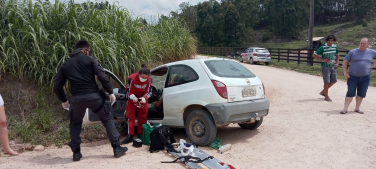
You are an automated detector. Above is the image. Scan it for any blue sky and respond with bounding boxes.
[75,0,206,19]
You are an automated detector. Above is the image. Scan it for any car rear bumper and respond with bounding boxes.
[253,57,271,62]
[205,98,270,125]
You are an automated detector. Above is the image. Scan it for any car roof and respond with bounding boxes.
[151,58,237,71]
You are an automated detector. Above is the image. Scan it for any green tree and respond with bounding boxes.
[178,2,198,32]
[223,3,242,46]
[346,0,376,22]
[261,0,309,38]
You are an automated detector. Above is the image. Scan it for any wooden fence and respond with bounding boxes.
[197,47,247,56]
[197,47,351,67]
[268,48,350,66]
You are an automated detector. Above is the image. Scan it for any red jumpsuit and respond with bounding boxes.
[125,73,151,135]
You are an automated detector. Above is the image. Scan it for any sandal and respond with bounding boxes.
[340,110,347,114]
[354,110,364,114]
[324,97,332,102]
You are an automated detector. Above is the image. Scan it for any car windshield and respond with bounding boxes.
[256,49,269,53]
[204,60,256,78]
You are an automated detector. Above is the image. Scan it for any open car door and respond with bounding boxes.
[83,69,127,125]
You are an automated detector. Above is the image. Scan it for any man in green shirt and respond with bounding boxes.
[313,35,340,102]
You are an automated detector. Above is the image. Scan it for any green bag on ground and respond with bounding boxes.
[140,123,161,145]
[210,138,222,150]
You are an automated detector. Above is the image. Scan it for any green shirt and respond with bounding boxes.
[314,44,339,68]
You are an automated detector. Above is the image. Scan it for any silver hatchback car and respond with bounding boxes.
[239,47,271,65]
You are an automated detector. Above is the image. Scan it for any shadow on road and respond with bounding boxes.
[296,98,326,102]
[29,154,72,165]
[28,154,111,166]
[171,125,260,146]
[321,110,345,116]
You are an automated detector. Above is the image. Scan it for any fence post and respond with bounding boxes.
[307,48,313,66]
[287,49,290,63]
[298,50,301,64]
[278,49,280,62]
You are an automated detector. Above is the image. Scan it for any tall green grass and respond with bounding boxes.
[0,0,196,86]
[0,0,196,146]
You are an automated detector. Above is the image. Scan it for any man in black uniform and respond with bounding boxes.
[53,40,127,161]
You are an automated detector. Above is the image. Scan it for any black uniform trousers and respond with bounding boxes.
[68,92,120,151]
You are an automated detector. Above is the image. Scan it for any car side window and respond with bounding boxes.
[249,49,253,53]
[165,65,199,87]
[96,73,124,94]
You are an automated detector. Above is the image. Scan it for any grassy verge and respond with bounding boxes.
[6,90,70,146]
[1,75,111,147]
[6,90,111,147]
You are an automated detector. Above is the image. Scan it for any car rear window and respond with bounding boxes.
[255,49,269,53]
[204,60,256,78]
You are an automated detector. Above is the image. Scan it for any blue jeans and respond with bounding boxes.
[346,74,370,98]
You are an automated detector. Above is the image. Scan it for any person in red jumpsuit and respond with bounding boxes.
[121,64,151,144]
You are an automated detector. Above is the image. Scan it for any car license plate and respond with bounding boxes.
[242,88,256,97]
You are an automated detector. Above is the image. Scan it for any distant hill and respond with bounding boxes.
[252,20,376,50]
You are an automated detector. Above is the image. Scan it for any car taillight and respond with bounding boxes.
[253,53,257,56]
[211,80,228,99]
[268,54,271,57]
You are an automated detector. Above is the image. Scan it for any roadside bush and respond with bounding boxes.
[362,19,368,27]
[262,32,272,42]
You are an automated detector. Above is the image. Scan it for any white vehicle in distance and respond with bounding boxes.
[83,58,270,146]
[239,47,271,65]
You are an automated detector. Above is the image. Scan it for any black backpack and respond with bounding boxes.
[149,126,177,153]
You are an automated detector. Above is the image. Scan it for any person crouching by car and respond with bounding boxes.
[121,64,152,144]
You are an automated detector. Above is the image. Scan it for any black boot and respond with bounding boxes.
[72,148,82,162]
[121,135,133,144]
[112,145,128,158]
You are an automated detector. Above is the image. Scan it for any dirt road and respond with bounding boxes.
[1,55,376,169]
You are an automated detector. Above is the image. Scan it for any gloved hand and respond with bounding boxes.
[130,94,138,103]
[109,94,116,106]
[139,97,146,104]
[62,101,70,111]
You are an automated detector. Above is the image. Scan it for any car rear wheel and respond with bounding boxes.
[239,57,243,63]
[185,110,217,146]
[238,117,263,130]
[250,57,254,64]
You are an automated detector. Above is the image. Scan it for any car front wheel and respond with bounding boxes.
[238,117,263,130]
[185,110,217,146]
[239,57,243,62]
